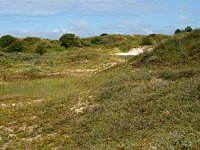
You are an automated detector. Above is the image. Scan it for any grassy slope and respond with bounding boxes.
[84,34,168,52]
[0,34,168,54]
[0,31,200,149]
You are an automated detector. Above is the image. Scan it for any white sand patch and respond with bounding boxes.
[71,101,89,114]
[71,97,96,114]
[116,46,153,56]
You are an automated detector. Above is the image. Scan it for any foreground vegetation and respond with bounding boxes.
[0,29,200,149]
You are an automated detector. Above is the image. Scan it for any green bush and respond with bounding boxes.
[59,33,83,49]
[100,33,109,36]
[174,26,193,34]
[34,45,46,55]
[0,35,16,48]
[185,26,193,32]
[175,29,181,34]
[90,37,102,45]
[6,40,24,53]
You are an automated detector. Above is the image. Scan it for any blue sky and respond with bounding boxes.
[0,0,200,39]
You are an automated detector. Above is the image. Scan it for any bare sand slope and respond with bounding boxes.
[116,46,153,56]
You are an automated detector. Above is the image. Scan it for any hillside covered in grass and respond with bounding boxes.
[137,29,200,65]
[0,33,168,54]
[0,29,200,149]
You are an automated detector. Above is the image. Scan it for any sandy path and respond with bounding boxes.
[116,46,153,56]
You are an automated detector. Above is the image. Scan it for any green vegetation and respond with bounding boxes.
[138,29,200,65]
[59,33,84,49]
[0,35,16,48]
[34,45,46,55]
[174,26,193,34]
[0,33,168,53]
[85,34,168,52]
[0,28,200,149]
[141,36,153,46]
[6,40,24,53]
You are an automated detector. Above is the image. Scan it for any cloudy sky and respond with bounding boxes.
[0,0,200,39]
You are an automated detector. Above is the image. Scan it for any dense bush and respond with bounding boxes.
[59,33,83,49]
[100,33,109,36]
[34,45,46,55]
[90,37,102,45]
[185,26,193,32]
[175,29,181,34]
[6,40,24,53]
[0,35,16,48]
